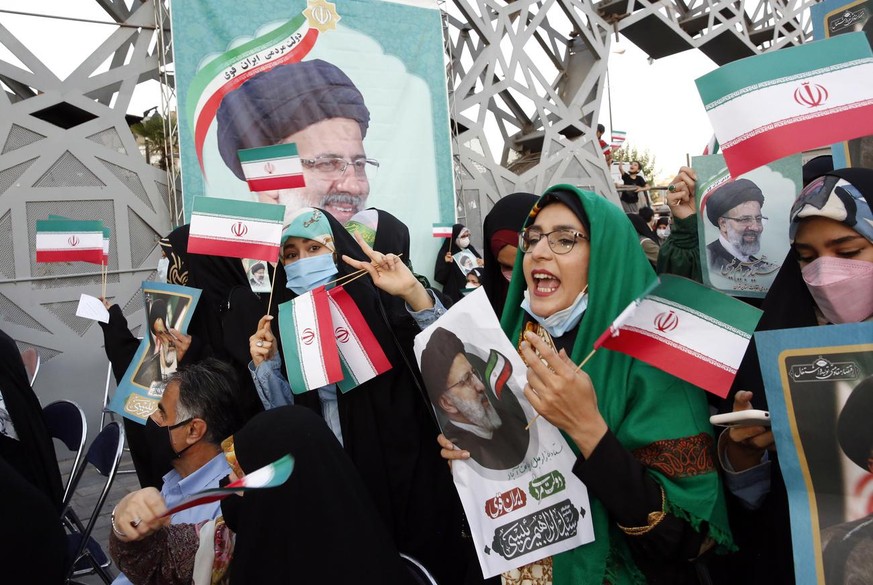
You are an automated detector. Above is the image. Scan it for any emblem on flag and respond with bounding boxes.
[335,327,350,343]
[188,197,285,262]
[301,328,315,345]
[793,82,828,108]
[68,236,79,247]
[231,222,248,237]
[654,310,679,332]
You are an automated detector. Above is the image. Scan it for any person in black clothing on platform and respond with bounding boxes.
[619,160,650,213]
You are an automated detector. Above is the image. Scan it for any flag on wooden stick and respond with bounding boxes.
[696,32,873,176]
[188,197,285,262]
[35,219,105,264]
[593,275,763,398]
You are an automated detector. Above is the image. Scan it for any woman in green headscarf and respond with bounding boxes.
[441,185,732,584]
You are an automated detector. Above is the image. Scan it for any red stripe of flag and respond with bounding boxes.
[599,328,735,398]
[312,286,344,383]
[36,249,104,263]
[246,174,306,192]
[186,238,281,261]
[723,103,873,176]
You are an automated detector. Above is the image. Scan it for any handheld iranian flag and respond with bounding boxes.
[593,275,763,398]
[35,219,105,264]
[163,454,294,517]
[696,32,873,177]
[433,223,453,238]
[610,130,626,149]
[46,214,110,264]
[326,286,392,393]
[238,143,305,192]
[278,286,343,394]
[188,197,285,262]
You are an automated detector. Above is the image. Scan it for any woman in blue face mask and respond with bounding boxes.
[246,206,479,585]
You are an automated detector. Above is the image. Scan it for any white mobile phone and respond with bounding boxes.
[709,410,771,428]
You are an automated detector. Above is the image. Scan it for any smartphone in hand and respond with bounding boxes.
[709,410,771,428]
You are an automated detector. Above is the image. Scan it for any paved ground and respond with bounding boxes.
[58,431,142,584]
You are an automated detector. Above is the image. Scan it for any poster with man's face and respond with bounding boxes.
[812,0,873,169]
[758,322,873,584]
[413,288,594,578]
[171,0,454,282]
[108,282,202,423]
[694,154,802,298]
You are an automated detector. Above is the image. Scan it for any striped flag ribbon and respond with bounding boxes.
[593,275,763,397]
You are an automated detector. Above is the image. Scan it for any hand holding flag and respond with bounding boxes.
[162,454,295,517]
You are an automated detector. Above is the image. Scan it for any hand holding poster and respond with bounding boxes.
[109,282,202,423]
[693,153,802,297]
[757,322,873,584]
[414,288,594,578]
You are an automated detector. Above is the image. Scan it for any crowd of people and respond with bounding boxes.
[2,54,872,585]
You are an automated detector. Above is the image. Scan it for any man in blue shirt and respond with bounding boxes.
[111,358,245,585]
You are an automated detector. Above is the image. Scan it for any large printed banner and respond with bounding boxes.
[692,154,802,298]
[413,288,594,578]
[811,0,873,168]
[757,322,873,584]
[170,0,454,280]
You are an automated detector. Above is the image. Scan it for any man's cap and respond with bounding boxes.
[837,375,873,471]
[420,327,465,396]
[704,178,765,226]
[250,262,266,273]
[217,59,370,181]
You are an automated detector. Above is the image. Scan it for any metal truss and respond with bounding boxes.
[442,0,815,238]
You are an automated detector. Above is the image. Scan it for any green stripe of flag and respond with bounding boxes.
[237,143,298,163]
[46,214,109,238]
[696,33,873,106]
[651,275,761,334]
[185,14,307,124]
[36,219,103,233]
[191,197,285,223]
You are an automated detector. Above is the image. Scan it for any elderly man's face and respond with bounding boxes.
[438,353,502,432]
[718,200,764,257]
[256,117,370,225]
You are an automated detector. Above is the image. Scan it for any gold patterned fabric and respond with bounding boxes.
[502,556,553,585]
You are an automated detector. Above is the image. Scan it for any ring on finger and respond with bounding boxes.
[130,517,142,528]
[668,184,676,193]
[256,340,264,348]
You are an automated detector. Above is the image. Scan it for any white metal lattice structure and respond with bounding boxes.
[0,1,171,400]
[442,0,815,234]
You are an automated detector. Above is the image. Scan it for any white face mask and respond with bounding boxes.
[156,257,169,283]
[657,228,670,239]
[456,236,471,249]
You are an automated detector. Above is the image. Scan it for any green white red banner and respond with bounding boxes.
[35,219,105,264]
[594,275,763,397]
[279,286,343,393]
[696,32,873,176]
[188,197,285,261]
[238,143,305,192]
[327,285,391,393]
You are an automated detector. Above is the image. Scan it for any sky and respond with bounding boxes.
[0,3,718,185]
[599,34,719,184]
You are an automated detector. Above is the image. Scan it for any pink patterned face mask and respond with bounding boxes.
[801,256,873,324]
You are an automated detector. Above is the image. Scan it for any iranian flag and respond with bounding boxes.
[46,215,109,264]
[433,223,453,238]
[188,197,285,262]
[238,143,305,192]
[610,130,626,149]
[484,349,512,399]
[327,286,392,393]
[35,219,105,264]
[185,14,317,174]
[696,32,873,176]
[278,286,343,394]
[593,275,762,398]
